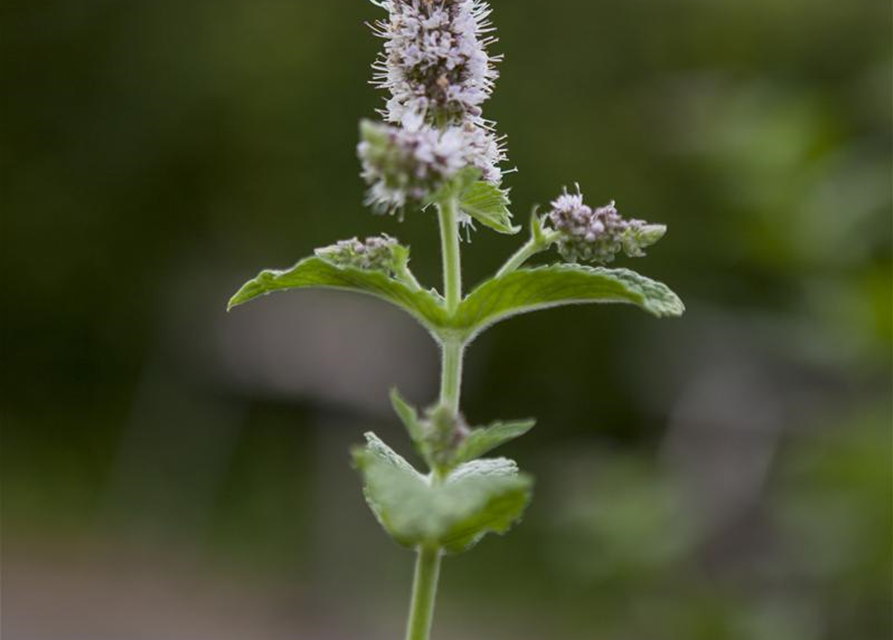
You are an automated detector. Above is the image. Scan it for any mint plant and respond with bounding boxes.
[228,1,684,638]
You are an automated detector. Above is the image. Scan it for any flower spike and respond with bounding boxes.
[371,0,502,130]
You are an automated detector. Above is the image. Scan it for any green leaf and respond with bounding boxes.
[361,431,421,477]
[459,180,519,235]
[429,167,518,235]
[228,257,447,332]
[438,458,532,553]
[390,388,426,446]
[450,264,685,340]
[353,433,533,554]
[352,434,432,548]
[454,419,536,465]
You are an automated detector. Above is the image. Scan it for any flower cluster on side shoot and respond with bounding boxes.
[546,186,667,264]
[227,2,684,640]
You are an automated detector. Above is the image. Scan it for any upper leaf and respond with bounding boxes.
[353,432,532,554]
[228,257,448,332]
[454,419,536,465]
[459,180,519,235]
[450,264,685,340]
[228,255,683,344]
[431,167,518,235]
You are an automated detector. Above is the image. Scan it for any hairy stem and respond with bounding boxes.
[396,262,423,292]
[438,198,462,314]
[440,340,464,416]
[495,229,559,278]
[403,196,468,640]
[405,546,443,640]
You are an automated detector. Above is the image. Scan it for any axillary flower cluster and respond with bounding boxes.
[548,186,667,264]
[227,2,683,640]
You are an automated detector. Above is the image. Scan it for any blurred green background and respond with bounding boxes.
[2,0,891,638]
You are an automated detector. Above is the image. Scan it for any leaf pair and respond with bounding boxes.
[352,433,532,554]
[228,257,684,342]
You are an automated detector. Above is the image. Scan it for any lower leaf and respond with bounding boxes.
[353,433,533,554]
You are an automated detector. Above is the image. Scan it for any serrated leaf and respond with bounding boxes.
[454,419,535,465]
[361,431,421,477]
[447,457,519,481]
[450,264,685,340]
[353,433,532,554]
[228,257,447,332]
[352,433,431,548]
[459,180,519,235]
[438,459,532,553]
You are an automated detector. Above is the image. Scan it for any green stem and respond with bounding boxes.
[440,340,464,416]
[401,195,467,640]
[405,546,443,640]
[495,230,559,278]
[404,336,460,640]
[438,198,462,315]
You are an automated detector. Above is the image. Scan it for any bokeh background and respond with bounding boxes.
[2,0,891,638]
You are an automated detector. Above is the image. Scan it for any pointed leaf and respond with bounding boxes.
[454,419,536,464]
[352,434,432,548]
[360,431,421,477]
[451,264,684,340]
[430,167,518,235]
[390,388,426,445]
[228,257,447,332]
[459,180,519,235]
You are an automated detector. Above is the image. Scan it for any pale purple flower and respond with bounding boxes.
[363,0,506,210]
[547,186,666,264]
[358,119,505,214]
[370,0,501,129]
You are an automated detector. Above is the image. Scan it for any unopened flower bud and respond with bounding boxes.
[424,404,470,470]
[315,234,404,274]
[621,222,667,258]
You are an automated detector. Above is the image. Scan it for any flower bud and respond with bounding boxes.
[424,404,470,471]
[621,222,667,258]
[315,234,404,274]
